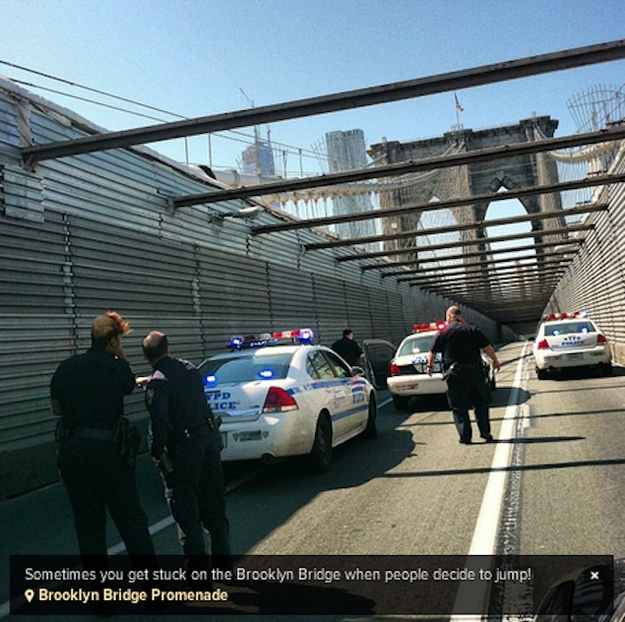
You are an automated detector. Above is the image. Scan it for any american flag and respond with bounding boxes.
[454,93,464,112]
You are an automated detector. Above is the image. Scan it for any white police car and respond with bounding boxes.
[387,323,448,410]
[388,322,498,410]
[533,312,613,379]
[197,329,377,471]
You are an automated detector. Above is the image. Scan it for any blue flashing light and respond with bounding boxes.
[204,374,217,387]
[230,336,244,349]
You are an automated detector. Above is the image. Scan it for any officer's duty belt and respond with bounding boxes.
[70,427,113,440]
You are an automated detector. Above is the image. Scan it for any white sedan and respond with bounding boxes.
[387,328,447,410]
[533,313,612,379]
[388,326,497,410]
[197,332,377,471]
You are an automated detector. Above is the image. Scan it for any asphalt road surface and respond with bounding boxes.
[2,341,623,620]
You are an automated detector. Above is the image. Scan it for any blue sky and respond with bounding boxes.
[1,0,624,176]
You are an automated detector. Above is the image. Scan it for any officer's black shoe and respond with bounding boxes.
[458,439,472,445]
[483,436,495,443]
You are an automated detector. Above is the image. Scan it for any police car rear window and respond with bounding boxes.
[545,321,595,336]
[398,335,433,356]
[200,353,293,383]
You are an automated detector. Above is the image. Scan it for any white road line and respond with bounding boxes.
[450,343,529,620]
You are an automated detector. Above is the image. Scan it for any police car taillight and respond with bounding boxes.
[262,387,298,413]
[537,339,550,350]
[390,362,401,376]
[597,334,608,344]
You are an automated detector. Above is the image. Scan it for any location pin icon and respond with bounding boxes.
[24,590,34,603]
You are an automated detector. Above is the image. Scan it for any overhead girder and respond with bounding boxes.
[304,203,608,251]
[410,266,566,289]
[172,127,625,210]
[337,223,591,263]
[368,238,582,272]
[383,246,579,278]
[415,271,564,292]
[22,40,625,165]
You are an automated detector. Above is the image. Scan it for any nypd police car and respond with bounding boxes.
[388,322,497,410]
[533,311,613,379]
[387,323,448,410]
[197,329,377,471]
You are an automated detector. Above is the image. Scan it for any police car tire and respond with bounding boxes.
[361,397,377,439]
[309,415,332,472]
[536,368,548,380]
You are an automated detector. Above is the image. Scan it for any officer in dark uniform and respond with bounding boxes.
[142,331,231,584]
[427,306,500,444]
[50,312,158,593]
[331,328,365,367]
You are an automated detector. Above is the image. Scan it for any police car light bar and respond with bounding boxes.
[230,333,272,350]
[542,311,589,320]
[413,322,446,333]
[229,328,314,350]
[272,328,314,344]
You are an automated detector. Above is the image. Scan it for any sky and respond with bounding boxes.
[1,0,624,178]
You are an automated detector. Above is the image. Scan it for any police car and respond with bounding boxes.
[197,329,377,471]
[387,323,448,410]
[533,311,613,379]
[387,322,498,410]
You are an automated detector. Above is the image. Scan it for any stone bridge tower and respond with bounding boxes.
[368,116,566,254]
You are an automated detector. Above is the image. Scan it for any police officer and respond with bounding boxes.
[427,306,500,444]
[142,331,231,584]
[50,312,158,602]
[331,328,365,367]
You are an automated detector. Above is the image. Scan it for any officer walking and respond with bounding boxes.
[142,331,231,585]
[427,306,500,444]
[331,328,365,367]
[50,312,158,603]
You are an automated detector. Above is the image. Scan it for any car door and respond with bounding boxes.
[362,339,396,388]
[322,349,368,439]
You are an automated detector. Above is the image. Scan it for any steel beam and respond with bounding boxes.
[304,203,607,250]
[367,238,581,272]
[337,224,591,262]
[185,130,625,211]
[22,40,625,165]
[409,267,566,288]
[381,246,579,277]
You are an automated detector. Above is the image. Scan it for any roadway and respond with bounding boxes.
[1,341,624,620]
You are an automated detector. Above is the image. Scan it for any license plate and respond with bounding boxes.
[400,383,419,390]
[568,353,583,360]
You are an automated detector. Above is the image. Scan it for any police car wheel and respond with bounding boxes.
[536,367,548,380]
[361,397,377,439]
[308,415,332,472]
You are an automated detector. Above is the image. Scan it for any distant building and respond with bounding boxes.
[325,129,378,244]
[240,133,275,177]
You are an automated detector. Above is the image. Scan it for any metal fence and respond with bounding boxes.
[0,80,513,498]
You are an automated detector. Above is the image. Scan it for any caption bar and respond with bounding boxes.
[10,554,614,616]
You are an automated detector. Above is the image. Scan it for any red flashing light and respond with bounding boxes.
[537,339,550,350]
[413,321,445,333]
[262,387,298,413]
